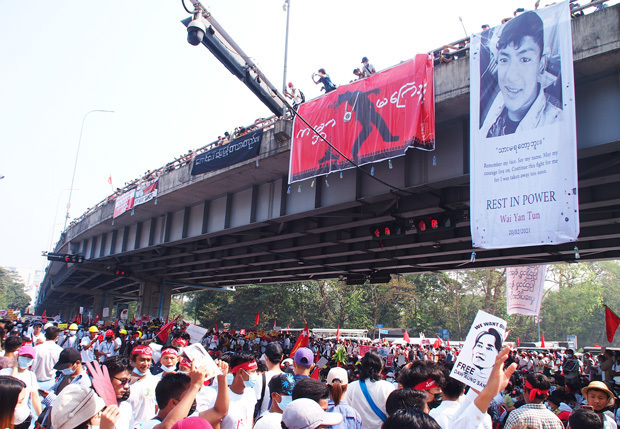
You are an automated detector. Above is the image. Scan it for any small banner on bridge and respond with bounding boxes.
[113,189,136,218]
[469,2,579,248]
[191,129,263,176]
[289,54,435,183]
[134,178,159,206]
[506,265,546,316]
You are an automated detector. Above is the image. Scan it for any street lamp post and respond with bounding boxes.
[282,0,291,114]
[63,109,114,231]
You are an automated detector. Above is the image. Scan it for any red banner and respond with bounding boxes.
[359,345,377,357]
[289,54,434,183]
[113,189,136,218]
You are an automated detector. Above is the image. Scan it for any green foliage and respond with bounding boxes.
[182,261,620,347]
[0,267,31,313]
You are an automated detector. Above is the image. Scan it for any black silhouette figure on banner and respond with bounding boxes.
[327,89,400,163]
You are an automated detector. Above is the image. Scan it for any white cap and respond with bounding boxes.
[326,367,348,386]
[282,398,343,429]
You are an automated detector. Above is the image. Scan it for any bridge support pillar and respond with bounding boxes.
[136,280,172,320]
[92,294,104,322]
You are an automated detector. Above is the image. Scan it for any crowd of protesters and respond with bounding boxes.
[0,315,617,429]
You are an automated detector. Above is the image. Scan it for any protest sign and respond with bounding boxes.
[450,310,507,390]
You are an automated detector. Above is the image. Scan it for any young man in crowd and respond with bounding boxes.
[504,373,564,429]
[31,325,63,392]
[254,373,295,429]
[80,325,99,363]
[0,345,42,429]
[255,342,284,416]
[292,347,314,381]
[222,352,259,429]
[128,345,160,425]
[103,356,135,429]
[0,335,22,369]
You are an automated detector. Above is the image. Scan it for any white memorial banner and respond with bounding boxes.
[450,310,507,390]
[470,2,578,249]
[506,265,546,316]
[113,189,136,219]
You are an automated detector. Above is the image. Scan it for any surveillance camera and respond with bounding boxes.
[187,18,206,46]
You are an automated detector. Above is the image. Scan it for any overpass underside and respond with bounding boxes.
[37,5,620,317]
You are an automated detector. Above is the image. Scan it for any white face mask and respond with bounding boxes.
[161,365,176,373]
[17,356,33,369]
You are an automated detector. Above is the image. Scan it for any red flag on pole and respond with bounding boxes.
[336,325,341,342]
[274,319,277,330]
[541,332,546,348]
[93,314,101,324]
[41,310,47,323]
[605,306,620,342]
[156,315,181,343]
[215,320,218,333]
[131,315,136,324]
[403,330,410,344]
[290,322,310,357]
[114,319,118,328]
[254,313,260,326]
[517,337,521,347]
[433,336,443,349]
[287,325,290,334]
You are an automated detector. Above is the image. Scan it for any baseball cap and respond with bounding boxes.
[362,56,368,62]
[326,367,348,386]
[265,342,284,362]
[282,398,343,429]
[294,347,314,367]
[33,321,43,327]
[269,373,295,396]
[51,385,105,429]
[18,345,36,359]
[54,348,82,370]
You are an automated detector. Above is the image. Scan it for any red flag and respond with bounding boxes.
[254,313,260,326]
[107,174,112,185]
[541,332,546,348]
[605,306,620,342]
[433,336,443,349]
[287,325,290,334]
[41,310,47,323]
[93,314,101,324]
[215,320,218,333]
[337,325,341,342]
[156,315,181,343]
[310,366,320,380]
[114,319,118,328]
[274,319,277,330]
[446,338,450,348]
[131,315,136,324]
[517,337,521,347]
[403,330,410,344]
[165,314,169,324]
[290,323,310,357]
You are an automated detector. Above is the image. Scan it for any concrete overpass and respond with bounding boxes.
[36,5,620,321]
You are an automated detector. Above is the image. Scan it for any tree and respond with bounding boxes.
[0,267,31,313]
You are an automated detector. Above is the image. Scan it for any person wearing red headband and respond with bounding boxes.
[127,345,159,426]
[171,332,191,350]
[157,347,180,377]
[221,353,259,429]
[397,360,446,410]
[504,373,563,429]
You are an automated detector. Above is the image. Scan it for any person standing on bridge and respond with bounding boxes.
[312,69,337,93]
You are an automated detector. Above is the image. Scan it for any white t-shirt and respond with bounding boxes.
[115,400,135,429]
[196,384,218,412]
[254,412,283,429]
[255,369,283,416]
[31,340,63,381]
[80,337,97,362]
[127,373,159,425]
[0,368,38,424]
[429,399,460,429]
[220,388,257,429]
[346,379,395,429]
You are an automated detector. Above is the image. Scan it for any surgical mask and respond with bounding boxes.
[244,373,258,388]
[133,367,147,377]
[62,366,76,375]
[226,373,235,385]
[70,331,77,336]
[428,393,443,409]
[161,365,176,373]
[18,356,33,369]
[279,395,292,410]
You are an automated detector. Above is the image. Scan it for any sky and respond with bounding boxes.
[0,0,556,274]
